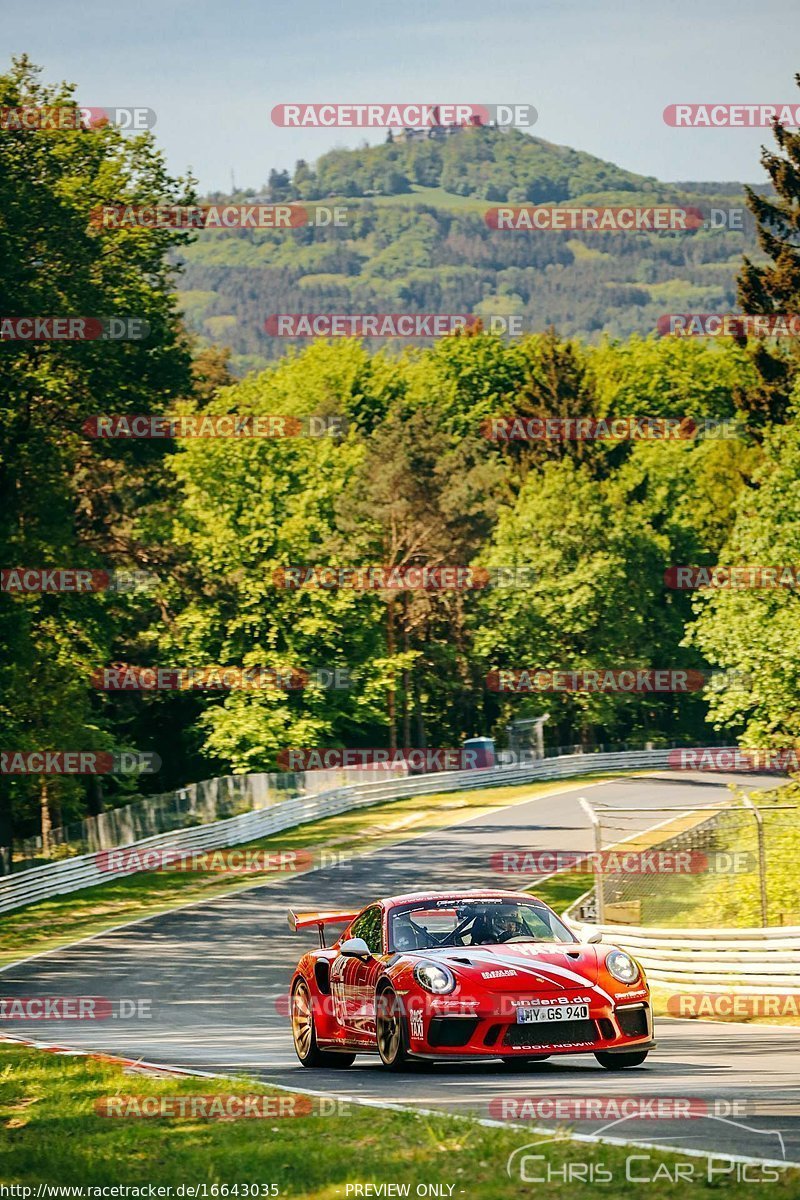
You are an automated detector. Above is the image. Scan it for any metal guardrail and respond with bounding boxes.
[571,920,800,993]
[0,746,680,915]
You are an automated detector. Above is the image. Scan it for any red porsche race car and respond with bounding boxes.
[287,890,654,1071]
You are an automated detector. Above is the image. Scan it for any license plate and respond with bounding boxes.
[516,1004,589,1024]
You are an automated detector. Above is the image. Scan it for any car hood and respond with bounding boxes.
[415,943,602,992]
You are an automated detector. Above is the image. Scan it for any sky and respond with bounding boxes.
[3,0,799,192]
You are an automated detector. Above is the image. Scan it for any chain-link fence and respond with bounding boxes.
[573,791,799,928]
[6,765,407,874]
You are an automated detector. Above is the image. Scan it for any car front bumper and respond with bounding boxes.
[408,998,654,1058]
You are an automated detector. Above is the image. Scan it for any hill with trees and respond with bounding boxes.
[176,127,764,373]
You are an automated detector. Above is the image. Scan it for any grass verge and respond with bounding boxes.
[1,1041,796,1195]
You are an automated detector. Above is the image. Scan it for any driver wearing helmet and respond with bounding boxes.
[393,914,422,951]
[489,905,528,943]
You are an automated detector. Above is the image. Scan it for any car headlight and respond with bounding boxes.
[413,962,456,994]
[606,949,640,984]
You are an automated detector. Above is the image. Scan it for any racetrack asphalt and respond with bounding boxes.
[2,769,799,1166]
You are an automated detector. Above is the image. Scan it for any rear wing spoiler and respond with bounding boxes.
[287,908,359,947]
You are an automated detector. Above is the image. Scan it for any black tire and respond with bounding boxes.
[595,1049,649,1070]
[291,980,356,1068]
[375,986,411,1070]
[501,1055,550,1065]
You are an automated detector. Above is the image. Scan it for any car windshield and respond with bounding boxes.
[388,899,576,951]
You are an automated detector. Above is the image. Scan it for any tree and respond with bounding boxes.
[688,399,800,744]
[335,399,505,747]
[0,56,195,860]
[267,168,291,201]
[164,341,395,770]
[383,169,410,195]
[501,331,598,476]
[736,76,800,427]
[474,458,695,748]
[293,159,319,200]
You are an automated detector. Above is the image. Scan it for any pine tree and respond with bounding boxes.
[735,75,800,426]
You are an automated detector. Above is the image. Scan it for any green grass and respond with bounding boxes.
[1,1042,795,1194]
[0,775,621,966]
[524,871,594,913]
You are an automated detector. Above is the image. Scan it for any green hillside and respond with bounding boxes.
[175,128,761,373]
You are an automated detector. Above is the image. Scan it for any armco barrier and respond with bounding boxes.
[0,747,683,914]
[571,920,800,993]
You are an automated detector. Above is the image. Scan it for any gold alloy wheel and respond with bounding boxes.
[291,981,314,1059]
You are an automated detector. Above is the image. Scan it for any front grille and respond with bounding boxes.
[503,1019,598,1049]
[616,1005,649,1038]
[483,1024,501,1047]
[428,1017,479,1048]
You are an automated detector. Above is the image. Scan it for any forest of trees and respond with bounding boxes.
[181,134,764,370]
[2,57,800,863]
[265,127,659,202]
[178,196,755,373]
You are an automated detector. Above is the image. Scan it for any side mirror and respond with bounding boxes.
[339,937,372,958]
[587,930,603,944]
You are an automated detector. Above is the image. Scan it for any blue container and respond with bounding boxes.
[462,737,496,769]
